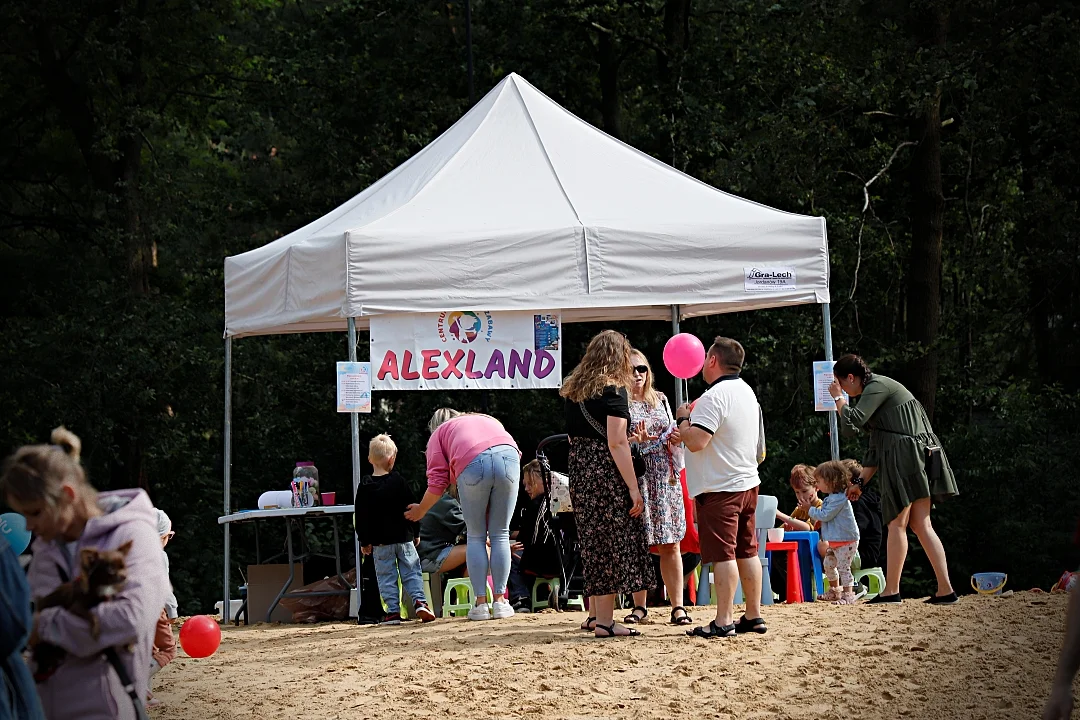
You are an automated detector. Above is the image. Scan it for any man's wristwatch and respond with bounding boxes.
[676,416,690,425]
[832,396,844,403]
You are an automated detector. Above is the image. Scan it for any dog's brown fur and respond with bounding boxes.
[32,540,132,678]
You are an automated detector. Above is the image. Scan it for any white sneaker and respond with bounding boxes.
[491,600,516,619]
[467,604,492,621]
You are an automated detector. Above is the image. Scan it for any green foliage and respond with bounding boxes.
[2,0,1079,612]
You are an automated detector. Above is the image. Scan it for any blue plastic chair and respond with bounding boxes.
[733,494,778,606]
[783,530,824,600]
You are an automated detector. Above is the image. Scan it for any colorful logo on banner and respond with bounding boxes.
[371,311,562,390]
[438,311,493,344]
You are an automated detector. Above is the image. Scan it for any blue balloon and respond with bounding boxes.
[0,513,31,555]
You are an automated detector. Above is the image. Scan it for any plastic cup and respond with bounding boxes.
[321,492,336,506]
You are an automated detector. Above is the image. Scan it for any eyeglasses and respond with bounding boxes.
[632,365,649,374]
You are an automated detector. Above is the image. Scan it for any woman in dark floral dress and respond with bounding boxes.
[561,330,655,638]
[624,349,690,626]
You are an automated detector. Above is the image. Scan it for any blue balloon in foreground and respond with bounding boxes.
[0,513,31,555]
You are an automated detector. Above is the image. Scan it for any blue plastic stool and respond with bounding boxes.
[783,530,824,600]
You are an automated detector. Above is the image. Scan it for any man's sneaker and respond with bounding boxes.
[379,612,402,625]
[414,600,436,623]
[491,599,516,619]
[510,597,531,614]
[467,603,492,621]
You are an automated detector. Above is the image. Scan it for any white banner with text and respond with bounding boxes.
[370,311,562,390]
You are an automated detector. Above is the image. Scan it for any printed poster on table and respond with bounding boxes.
[370,311,562,390]
[813,361,847,412]
[336,362,372,413]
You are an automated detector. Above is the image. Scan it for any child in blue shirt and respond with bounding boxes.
[802,460,861,605]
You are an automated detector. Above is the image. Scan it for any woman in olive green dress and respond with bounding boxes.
[828,354,959,604]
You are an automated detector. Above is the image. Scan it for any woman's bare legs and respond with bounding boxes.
[884,505,911,596]
[908,497,954,596]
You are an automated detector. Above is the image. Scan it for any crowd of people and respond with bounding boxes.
[0,329,988,718]
[346,330,962,642]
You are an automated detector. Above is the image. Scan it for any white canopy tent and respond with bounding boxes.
[221,73,837,619]
[224,73,828,338]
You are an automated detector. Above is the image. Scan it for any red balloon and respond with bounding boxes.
[179,615,221,658]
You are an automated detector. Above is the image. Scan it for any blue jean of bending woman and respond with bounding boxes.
[455,445,520,599]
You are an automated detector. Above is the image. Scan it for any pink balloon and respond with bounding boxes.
[663,333,706,379]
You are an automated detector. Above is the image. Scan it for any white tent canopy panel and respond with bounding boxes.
[224,73,829,338]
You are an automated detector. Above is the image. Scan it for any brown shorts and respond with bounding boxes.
[696,486,759,563]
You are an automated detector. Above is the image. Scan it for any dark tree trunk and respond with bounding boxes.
[597,32,623,139]
[903,6,948,420]
[657,0,692,163]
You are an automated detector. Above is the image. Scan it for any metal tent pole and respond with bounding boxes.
[347,318,363,613]
[670,304,684,408]
[223,336,232,624]
[822,304,840,460]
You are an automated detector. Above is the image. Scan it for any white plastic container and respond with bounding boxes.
[258,490,293,510]
[214,600,243,620]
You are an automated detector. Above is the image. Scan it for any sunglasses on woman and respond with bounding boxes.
[632,365,649,374]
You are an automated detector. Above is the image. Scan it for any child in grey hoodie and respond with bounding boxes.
[1,428,167,720]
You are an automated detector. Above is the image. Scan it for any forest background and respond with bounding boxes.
[2,0,1078,613]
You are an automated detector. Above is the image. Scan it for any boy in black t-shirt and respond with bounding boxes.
[354,434,436,624]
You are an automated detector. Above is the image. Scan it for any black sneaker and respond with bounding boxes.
[924,592,959,605]
[414,600,436,623]
[379,612,402,625]
[866,592,902,604]
[510,597,531,614]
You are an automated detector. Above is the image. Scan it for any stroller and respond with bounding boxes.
[533,434,585,608]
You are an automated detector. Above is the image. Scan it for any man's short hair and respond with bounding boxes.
[368,433,397,463]
[708,337,745,372]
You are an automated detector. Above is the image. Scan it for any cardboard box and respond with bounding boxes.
[246,563,304,623]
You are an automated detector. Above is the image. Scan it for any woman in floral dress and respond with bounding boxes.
[623,350,690,626]
[561,331,654,638]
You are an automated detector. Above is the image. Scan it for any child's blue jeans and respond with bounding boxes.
[372,542,427,614]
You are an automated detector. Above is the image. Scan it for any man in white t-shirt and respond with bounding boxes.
[676,337,767,638]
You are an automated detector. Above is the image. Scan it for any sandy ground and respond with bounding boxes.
[152,592,1071,720]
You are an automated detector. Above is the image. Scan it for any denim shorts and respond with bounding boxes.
[420,545,454,574]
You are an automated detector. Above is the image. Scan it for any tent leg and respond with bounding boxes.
[348,318,363,613]
[223,336,233,624]
[822,304,840,461]
[671,304,684,408]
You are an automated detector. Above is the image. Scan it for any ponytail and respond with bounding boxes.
[1,426,93,506]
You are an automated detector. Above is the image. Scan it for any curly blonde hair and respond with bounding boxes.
[1,426,94,506]
[814,460,854,494]
[559,330,634,403]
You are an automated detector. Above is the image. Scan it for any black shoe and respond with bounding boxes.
[378,612,402,625]
[867,593,902,604]
[510,597,531,613]
[733,615,768,634]
[924,592,959,605]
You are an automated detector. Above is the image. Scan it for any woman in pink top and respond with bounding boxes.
[405,409,520,621]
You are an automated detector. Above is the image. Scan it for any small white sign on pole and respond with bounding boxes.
[337,361,372,413]
[370,311,562,390]
[813,360,847,412]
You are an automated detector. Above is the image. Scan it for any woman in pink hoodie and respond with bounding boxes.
[0,428,168,720]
